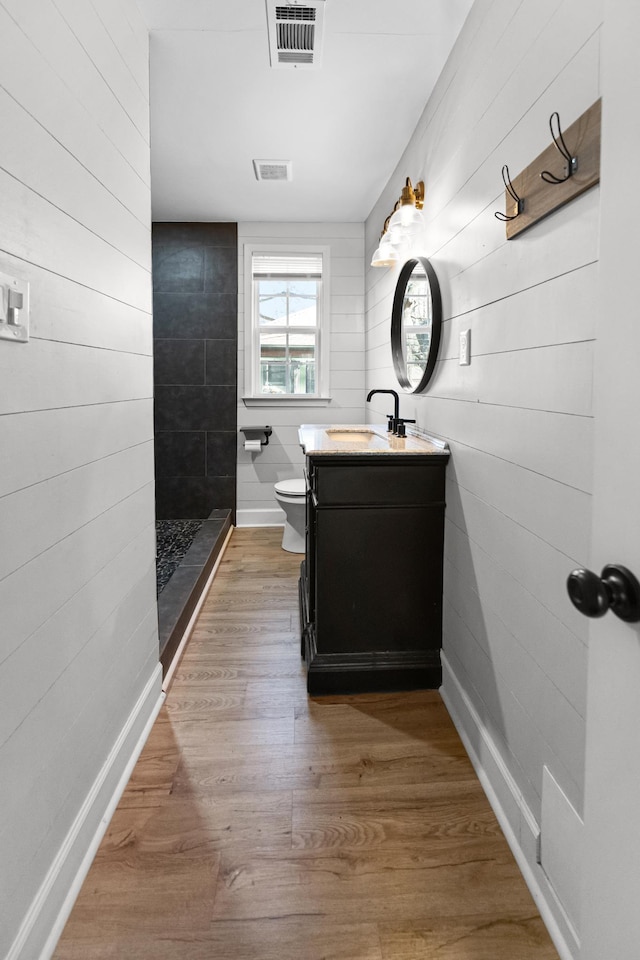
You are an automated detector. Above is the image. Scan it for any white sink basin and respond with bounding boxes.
[325,429,376,443]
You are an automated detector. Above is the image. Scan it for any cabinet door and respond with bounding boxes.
[315,505,444,655]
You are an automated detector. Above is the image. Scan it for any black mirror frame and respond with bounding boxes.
[391,256,442,394]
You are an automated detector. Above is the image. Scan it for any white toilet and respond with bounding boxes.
[274,478,306,553]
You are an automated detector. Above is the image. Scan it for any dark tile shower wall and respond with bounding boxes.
[153,222,238,520]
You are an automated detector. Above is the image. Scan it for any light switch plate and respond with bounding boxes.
[459,328,470,365]
[0,270,29,343]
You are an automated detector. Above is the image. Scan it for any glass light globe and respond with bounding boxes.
[386,220,415,247]
[388,203,424,230]
[371,236,400,267]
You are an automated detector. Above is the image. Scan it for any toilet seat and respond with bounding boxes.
[274,478,306,499]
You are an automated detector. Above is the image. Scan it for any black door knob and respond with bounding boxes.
[567,564,640,623]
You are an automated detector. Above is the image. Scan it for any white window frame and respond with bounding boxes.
[242,243,331,406]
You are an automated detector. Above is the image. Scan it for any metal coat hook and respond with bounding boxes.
[494,165,524,221]
[540,112,578,184]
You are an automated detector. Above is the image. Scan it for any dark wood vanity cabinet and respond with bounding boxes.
[299,452,449,695]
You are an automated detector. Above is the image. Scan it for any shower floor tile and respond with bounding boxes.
[156,520,204,595]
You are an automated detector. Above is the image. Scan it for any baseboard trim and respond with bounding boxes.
[304,626,442,695]
[7,663,165,960]
[236,507,284,527]
[440,653,579,960]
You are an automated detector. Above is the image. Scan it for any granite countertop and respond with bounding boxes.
[298,424,449,456]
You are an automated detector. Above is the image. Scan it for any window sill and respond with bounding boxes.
[242,396,333,408]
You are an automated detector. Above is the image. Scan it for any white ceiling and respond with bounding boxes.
[136,0,474,223]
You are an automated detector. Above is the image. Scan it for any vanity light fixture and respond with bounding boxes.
[370,177,425,267]
[387,178,425,230]
[370,232,400,268]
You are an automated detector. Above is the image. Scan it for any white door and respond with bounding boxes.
[581,4,640,957]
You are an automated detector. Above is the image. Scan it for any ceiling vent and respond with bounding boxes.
[253,159,293,182]
[266,0,326,69]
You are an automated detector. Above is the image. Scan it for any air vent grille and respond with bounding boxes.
[266,0,326,69]
[275,5,315,20]
[277,22,315,51]
[279,50,314,64]
[253,159,293,182]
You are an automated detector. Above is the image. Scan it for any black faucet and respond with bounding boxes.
[366,389,399,433]
[394,417,416,437]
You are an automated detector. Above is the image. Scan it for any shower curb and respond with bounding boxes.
[158,509,232,677]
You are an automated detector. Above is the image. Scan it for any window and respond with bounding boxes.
[244,245,330,403]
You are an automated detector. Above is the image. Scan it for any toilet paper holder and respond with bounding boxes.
[240,425,272,447]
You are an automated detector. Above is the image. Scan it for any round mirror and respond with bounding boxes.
[391,257,442,393]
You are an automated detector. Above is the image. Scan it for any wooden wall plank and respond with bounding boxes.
[1,609,158,930]
[3,636,159,955]
[0,399,153,498]
[0,171,151,311]
[3,256,153,354]
[447,442,591,562]
[428,341,593,417]
[446,480,588,638]
[0,5,149,224]
[331,313,365,334]
[0,4,156,955]
[444,596,584,815]
[443,617,547,815]
[0,441,154,596]
[0,484,155,664]
[444,190,599,321]
[0,339,152,417]
[2,0,149,181]
[418,0,602,226]
[0,525,157,750]
[441,263,598,358]
[364,5,601,935]
[0,88,150,268]
[50,0,150,138]
[92,0,151,99]
[444,518,587,744]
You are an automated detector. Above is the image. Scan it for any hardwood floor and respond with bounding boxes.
[53,527,560,959]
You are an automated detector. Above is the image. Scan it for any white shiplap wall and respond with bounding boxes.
[0,2,161,958]
[236,223,365,524]
[364,0,601,953]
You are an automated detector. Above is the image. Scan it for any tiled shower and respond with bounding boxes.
[152,222,238,664]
